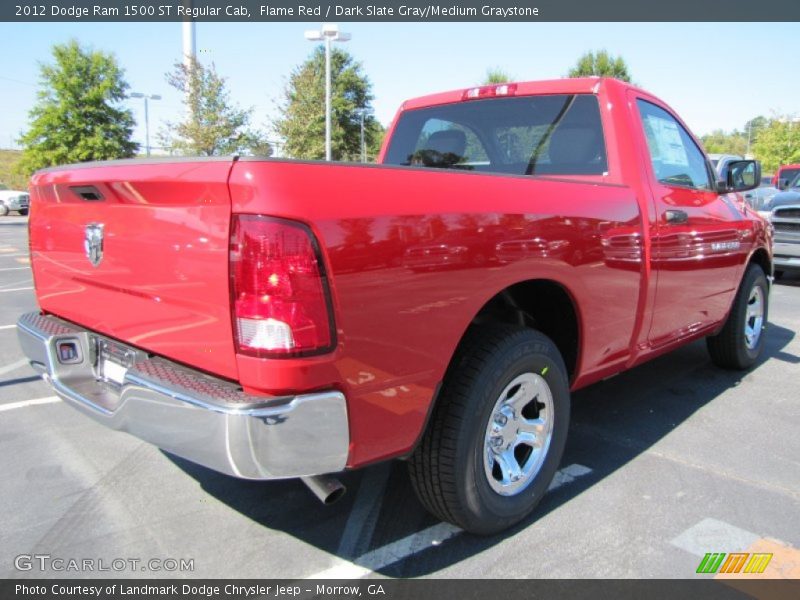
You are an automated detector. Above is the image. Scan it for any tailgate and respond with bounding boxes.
[29,159,238,381]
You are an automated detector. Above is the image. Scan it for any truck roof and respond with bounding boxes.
[399,77,644,112]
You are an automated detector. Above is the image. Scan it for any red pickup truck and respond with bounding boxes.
[18,78,771,534]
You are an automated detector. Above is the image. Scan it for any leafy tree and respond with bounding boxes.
[701,129,748,156]
[567,50,633,83]
[701,116,768,157]
[17,40,137,176]
[160,58,268,156]
[274,46,383,161]
[751,117,800,173]
[483,68,512,84]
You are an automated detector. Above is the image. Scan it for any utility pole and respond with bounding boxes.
[181,0,196,119]
[358,109,366,162]
[131,93,162,156]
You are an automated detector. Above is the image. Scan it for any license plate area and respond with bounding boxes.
[95,338,139,388]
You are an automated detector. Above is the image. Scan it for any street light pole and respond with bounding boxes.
[305,24,351,161]
[325,34,332,161]
[131,93,162,157]
[358,110,366,162]
[746,119,752,158]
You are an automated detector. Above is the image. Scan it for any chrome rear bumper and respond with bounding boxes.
[16,312,349,480]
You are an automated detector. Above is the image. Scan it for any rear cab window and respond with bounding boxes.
[384,94,608,178]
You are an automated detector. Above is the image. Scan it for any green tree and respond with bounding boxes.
[700,116,769,157]
[274,46,383,161]
[701,129,748,156]
[483,68,512,84]
[160,59,268,156]
[17,40,137,176]
[751,117,800,173]
[567,50,633,83]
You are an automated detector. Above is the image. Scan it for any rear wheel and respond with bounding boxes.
[409,325,570,535]
[707,264,768,370]
[0,203,8,217]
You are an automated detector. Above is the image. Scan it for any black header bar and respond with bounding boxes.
[4,0,800,22]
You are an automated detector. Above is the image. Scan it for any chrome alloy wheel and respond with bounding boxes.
[744,285,765,350]
[483,372,554,496]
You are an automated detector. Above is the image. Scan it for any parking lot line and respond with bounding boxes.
[0,358,29,376]
[336,462,392,559]
[0,324,17,330]
[0,287,33,293]
[0,279,32,289]
[671,518,760,557]
[309,463,593,579]
[0,396,59,412]
[0,267,29,272]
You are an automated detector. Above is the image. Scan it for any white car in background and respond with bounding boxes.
[0,189,30,216]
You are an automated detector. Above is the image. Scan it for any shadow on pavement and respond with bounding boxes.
[167,322,796,577]
[775,271,800,288]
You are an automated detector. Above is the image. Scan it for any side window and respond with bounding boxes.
[637,99,712,190]
[411,119,489,168]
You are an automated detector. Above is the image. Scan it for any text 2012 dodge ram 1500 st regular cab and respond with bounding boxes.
[18,78,771,534]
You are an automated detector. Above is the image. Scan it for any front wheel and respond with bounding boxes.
[706,264,769,370]
[409,325,570,535]
[18,208,28,216]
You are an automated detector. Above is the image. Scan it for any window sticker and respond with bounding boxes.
[646,116,689,166]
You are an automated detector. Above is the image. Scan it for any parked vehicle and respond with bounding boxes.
[743,185,780,212]
[18,78,771,535]
[763,173,800,278]
[0,189,30,216]
[773,164,800,189]
[708,153,744,177]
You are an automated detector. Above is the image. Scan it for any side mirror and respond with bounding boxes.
[717,160,761,193]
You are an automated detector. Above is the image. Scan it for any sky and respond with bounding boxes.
[0,21,796,153]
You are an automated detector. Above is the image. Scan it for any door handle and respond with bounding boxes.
[664,209,688,225]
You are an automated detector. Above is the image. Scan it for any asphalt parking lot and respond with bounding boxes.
[0,214,798,580]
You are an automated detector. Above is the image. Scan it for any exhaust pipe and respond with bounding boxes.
[302,474,346,505]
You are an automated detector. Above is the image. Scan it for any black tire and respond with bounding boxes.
[706,264,769,370]
[408,325,570,535]
[0,203,8,217]
[18,208,28,216]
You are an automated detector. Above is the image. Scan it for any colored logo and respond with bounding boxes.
[696,552,773,574]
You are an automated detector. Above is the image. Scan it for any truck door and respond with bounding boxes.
[632,96,745,348]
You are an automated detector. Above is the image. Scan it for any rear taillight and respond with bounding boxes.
[230,215,335,358]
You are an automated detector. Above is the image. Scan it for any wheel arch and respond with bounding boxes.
[451,278,582,382]
[405,277,582,460]
[747,246,772,281]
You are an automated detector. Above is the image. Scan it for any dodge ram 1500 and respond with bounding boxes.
[18,78,771,534]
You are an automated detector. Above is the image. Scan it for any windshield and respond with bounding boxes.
[384,94,608,177]
[779,168,800,186]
